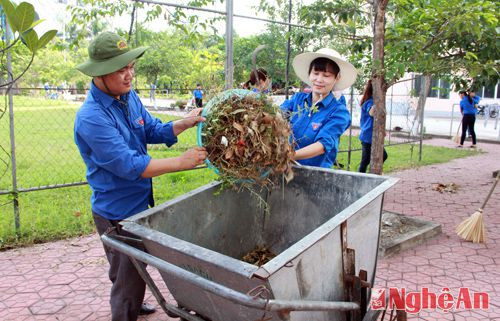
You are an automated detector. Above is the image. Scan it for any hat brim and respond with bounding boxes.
[76,46,148,77]
[292,52,357,91]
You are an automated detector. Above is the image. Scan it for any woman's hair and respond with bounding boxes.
[308,57,340,77]
[360,79,373,106]
[459,90,473,104]
[245,68,269,87]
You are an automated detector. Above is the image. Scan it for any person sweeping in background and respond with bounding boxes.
[280,48,356,168]
[358,79,388,173]
[458,90,477,148]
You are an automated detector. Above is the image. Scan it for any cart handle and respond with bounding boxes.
[101,234,359,313]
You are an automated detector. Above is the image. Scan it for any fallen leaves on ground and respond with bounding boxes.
[432,183,459,193]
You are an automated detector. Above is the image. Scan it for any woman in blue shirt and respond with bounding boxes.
[358,80,388,172]
[458,90,477,148]
[244,68,271,94]
[281,48,357,168]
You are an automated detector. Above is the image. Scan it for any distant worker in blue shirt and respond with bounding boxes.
[468,89,480,136]
[245,68,271,94]
[358,79,388,173]
[193,83,204,107]
[470,89,481,106]
[458,90,477,148]
[280,48,356,168]
[74,32,207,321]
[44,82,50,98]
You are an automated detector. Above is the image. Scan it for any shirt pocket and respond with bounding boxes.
[131,116,147,146]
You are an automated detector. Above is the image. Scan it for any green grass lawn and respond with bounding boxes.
[0,96,480,249]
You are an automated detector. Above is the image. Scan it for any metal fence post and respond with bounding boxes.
[284,0,292,100]
[449,103,455,137]
[224,0,234,90]
[388,86,393,145]
[418,95,425,162]
[497,116,500,140]
[6,23,20,233]
[495,105,499,132]
[347,87,354,170]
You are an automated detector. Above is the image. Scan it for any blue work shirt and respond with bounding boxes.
[359,97,374,144]
[74,81,178,220]
[193,89,203,99]
[473,95,480,105]
[460,96,477,115]
[281,92,351,168]
[251,87,270,94]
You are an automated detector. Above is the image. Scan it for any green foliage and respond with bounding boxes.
[134,30,224,89]
[0,0,57,54]
[298,0,499,89]
[386,0,499,88]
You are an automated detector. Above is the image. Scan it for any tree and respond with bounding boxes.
[298,0,499,173]
[1,0,57,89]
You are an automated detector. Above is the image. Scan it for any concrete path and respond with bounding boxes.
[1,139,498,320]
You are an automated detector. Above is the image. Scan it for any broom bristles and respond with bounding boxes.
[456,209,486,243]
[452,135,460,144]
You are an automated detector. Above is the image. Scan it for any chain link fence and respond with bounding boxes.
[3,83,494,249]
[0,87,217,249]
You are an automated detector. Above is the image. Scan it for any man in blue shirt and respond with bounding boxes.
[74,32,207,321]
[193,83,203,107]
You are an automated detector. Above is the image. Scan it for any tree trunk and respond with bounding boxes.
[412,75,431,136]
[370,0,389,175]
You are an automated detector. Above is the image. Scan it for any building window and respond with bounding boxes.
[429,78,439,98]
[439,79,450,99]
[412,75,450,99]
[483,82,496,98]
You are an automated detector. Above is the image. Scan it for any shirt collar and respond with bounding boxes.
[90,80,115,109]
[306,92,336,108]
[90,80,130,108]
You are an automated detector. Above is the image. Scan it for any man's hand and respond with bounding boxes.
[173,114,205,136]
[141,147,207,178]
[185,108,203,118]
[180,147,207,169]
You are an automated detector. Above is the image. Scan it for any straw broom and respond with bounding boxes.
[452,121,462,144]
[456,172,499,243]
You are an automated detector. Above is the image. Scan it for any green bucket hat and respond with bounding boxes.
[76,32,148,77]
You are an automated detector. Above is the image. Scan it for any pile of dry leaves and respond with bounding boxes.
[201,91,294,184]
[432,183,459,193]
[242,245,276,267]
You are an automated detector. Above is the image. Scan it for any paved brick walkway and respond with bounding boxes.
[377,139,500,320]
[1,139,498,321]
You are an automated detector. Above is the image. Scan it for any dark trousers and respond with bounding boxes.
[93,213,146,321]
[359,142,388,173]
[460,114,476,145]
[195,98,203,107]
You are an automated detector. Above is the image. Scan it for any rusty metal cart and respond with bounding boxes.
[102,166,401,321]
